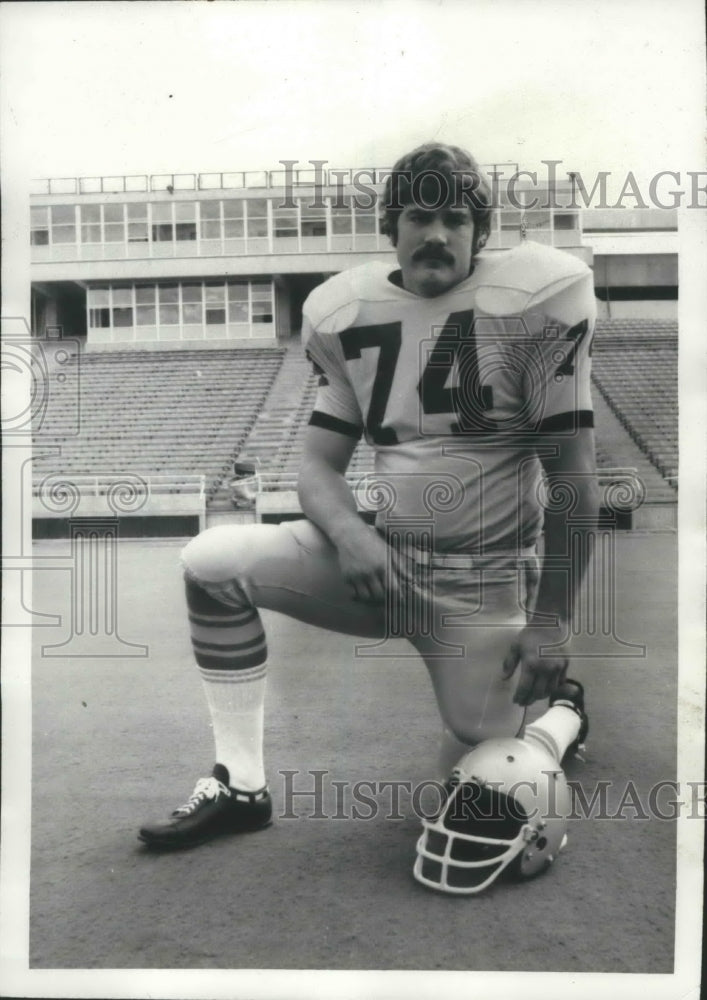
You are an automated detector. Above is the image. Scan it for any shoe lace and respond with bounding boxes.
[172,777,229,817]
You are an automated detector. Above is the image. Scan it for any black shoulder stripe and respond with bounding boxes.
[536,410,594,433]
[309,411,363,440]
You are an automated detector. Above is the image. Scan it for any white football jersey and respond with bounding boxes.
[302,242,596,552]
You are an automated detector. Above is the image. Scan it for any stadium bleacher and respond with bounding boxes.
[592,319,677,484]
[238,346,375,493]
[32,348,285,501]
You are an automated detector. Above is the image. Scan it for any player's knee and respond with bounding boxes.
[444,712,481,746]
[442,707,521,746]
[180,524,257,585]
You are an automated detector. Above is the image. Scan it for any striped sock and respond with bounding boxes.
[524,706,581,763]
[186,576,267,791]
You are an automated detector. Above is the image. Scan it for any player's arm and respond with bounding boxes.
[505,428,599,705]
[504,265,599,704]
[298,423,359,538]
[299,314,396,606]
[533,426,599,624]
[298,425,395,605]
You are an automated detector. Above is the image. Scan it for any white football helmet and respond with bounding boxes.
[414,737,571,895]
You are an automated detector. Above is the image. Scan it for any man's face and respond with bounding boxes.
[395,203,476,298]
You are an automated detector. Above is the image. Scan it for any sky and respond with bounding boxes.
[1,0,705,186]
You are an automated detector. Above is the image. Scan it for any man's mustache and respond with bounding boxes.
[413,245,455,265]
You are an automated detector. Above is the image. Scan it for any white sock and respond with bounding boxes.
[524,705,581,763]
[200,664,267,791]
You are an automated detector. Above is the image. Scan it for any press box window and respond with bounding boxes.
[159,284,179,324]
[86,282,109,328]
[104,204,125,242]
[553,213,578,230]
[182,305,202,323]
[175,203,197,240]
[353,205,376,234]
[205,283,226,324]
[88,287,110,306]
[127,204,149,242]
[301,204,326,237]
[251,284,273,323]
[223,200,244,239]
[182,284,203,323]
[252,305,273,323]
[273,208,298,238]
[246,199,268,238]
[159,305,179,325]
[200,201,222,239]
[153,224,174,242]
[500,210,522,231]
[330,198,353,234]
[128,223,149,241]
[81,204,102,243]
[113,307,134,327]
[524,211,551,230]
[228,283,249,322]
[51,205,77,243]
[31,207,49,246]
[152,203,174,241]
[135,285,156,325]
[89,308,110,328]
[136,306,156,325]
[176,223,197,241]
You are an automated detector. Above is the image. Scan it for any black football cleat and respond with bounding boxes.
[550,678,589,761]
[138,764,272,850]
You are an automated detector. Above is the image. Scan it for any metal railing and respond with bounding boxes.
[30,162,521,197]
[254,467,652,506]
[32,473,205,498]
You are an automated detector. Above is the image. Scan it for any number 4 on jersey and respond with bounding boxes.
[417,309,497,434]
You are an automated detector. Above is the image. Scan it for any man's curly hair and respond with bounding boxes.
[380,143,493,256]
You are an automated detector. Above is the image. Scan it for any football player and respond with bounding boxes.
[138,143,598,866]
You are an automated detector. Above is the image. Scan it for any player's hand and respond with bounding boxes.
[334,523,401,605]
[502,624,569,706]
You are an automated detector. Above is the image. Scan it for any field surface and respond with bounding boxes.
[30,531,678,974]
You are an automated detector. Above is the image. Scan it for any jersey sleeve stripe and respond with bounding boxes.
[309,410,363,439]
[536,410,594,433]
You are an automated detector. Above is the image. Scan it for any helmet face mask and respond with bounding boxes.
[414,738,571,895]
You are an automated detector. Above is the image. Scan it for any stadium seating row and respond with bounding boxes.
[33,348,285,499]
[590,334,677,482]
